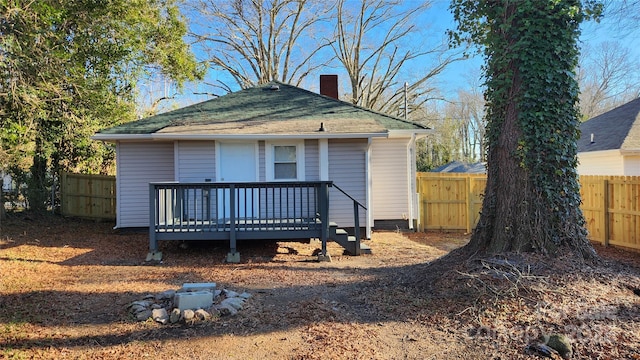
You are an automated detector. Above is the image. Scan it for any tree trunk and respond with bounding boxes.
[467,69,530,252]
[27,136,49,212]
[0,178,5,222]
[467,69,595,257]
[463,1,597,259]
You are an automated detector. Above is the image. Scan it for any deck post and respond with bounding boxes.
[353,202,361,256]
[317,181,331,262]
[226,184,240,263]
[146,183,162,261]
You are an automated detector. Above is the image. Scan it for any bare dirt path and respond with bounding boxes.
[1,215,639,359]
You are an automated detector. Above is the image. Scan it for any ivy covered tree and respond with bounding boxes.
[0,0,203,211]
[450,0,602,258]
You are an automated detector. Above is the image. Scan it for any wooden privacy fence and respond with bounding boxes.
[580,176,640,250]
[61,172,116,220]
[417,173,487,233]
[417,173,640,251]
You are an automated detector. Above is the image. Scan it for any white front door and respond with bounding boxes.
[218,142,258,182]
[217,142,258,219]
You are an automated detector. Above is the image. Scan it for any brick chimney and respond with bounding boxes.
[320,75,338,99]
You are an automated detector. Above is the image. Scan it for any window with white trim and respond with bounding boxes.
[266,141,305,181]
[274,145,297,179]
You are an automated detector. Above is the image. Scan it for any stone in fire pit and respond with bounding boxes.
[127,282,251,325]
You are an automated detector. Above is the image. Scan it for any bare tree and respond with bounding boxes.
[332,0,463,114]
[189,0,334,90]
[600,0,640,37]
[578,41,640,119]
[413,105,462,170]
[445,88,485,162]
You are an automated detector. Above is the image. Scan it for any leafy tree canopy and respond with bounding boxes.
[0,0,204,209]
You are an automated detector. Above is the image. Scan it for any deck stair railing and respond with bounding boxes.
[331,183,367,255]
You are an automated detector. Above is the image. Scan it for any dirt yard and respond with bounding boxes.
[1,214,639,359]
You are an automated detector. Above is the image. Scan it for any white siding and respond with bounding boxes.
[117,141,175,228]
[259,141,266,181]
[577,150,625,175]
[623,155,640,175]
[328,139,367,227]
[175,141,216,220]
[371,138,410,219]
[176,141,216,181]
[305,139,320,181]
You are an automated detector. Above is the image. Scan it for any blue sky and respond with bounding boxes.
[152,0,639,113]
[425,0,640,97]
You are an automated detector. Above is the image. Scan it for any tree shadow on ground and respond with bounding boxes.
[3,247,639,354]
[1,216,640,358]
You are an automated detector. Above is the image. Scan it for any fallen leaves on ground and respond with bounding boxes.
[1,214,639,359]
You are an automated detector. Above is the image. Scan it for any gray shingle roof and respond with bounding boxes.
[578,97,640,152]
[98,81,429,136]
[432,161,486,173]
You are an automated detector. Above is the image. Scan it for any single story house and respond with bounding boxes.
[577,97,640,175]
[93,76,430,261]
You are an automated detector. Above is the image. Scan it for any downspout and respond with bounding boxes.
[407,134,417,230]
[366,138,373,239]
[114,142,121,229]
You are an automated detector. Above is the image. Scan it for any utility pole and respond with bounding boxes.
[404,82,408,120]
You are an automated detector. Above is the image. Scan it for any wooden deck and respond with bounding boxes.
[148,181,332,262]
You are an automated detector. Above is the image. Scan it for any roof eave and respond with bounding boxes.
[92,133,155,142]
[578,149,621,156]
[620,149,640,155]
[387,129,432,138]
[92,132,390,142]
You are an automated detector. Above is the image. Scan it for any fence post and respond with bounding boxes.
[416,175,422,232]
[602,179,610,247]
[61,172,66,216]
[466,175,472,234]
[418,175,427,232]
[0,177,4,223]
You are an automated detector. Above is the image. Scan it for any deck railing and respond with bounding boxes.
[149,181,332,257]
[332,183,367,255]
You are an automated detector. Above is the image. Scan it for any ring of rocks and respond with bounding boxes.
[127,282,251,325]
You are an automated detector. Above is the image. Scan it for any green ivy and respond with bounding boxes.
[450,0,603,251]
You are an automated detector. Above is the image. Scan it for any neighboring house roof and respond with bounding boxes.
[432,161,486,173]
[578,97,640,153]
[95,81,429,140]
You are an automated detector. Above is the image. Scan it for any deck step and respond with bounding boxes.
[330,227,370,256]
[359,241,372,254]
[347,236,371,255]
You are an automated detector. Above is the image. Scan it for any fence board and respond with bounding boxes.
[579,176,607,244]
[61,172,116,220]
[417,173,486,232]
[417,173,640,251]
